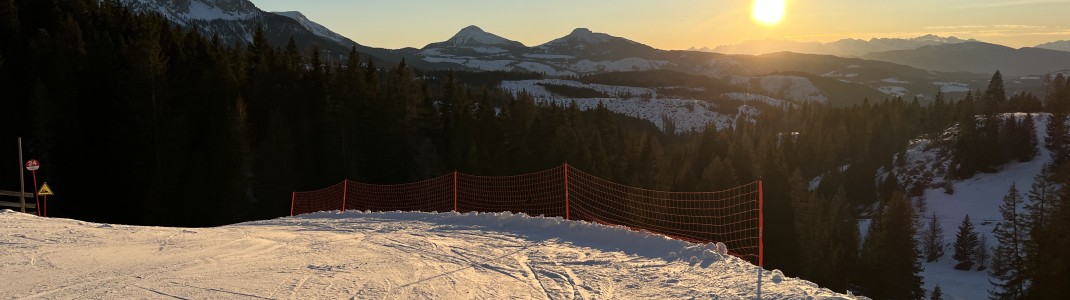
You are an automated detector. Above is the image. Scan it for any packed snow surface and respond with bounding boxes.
[0,210,861,299]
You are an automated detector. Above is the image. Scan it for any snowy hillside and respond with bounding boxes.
[414,27,670,76]
[885,113,1066,300]
[758,75,829,103]
[441,25,523,47]
[500,79,763,133]
[537,28,631,50]
[273,11,347,44]
[120,0,261,25]
[0,210,862,299]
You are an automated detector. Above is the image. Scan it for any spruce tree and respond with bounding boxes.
[1046,114,1069,165]
[990,184,1027,299]
[857,192,924,299]
[1017,114,1038,162]
[1025,183,1070,299]
[930,285,943,300]
[952,214,980,270]
[922,211,945,262]
[985,70,1007,113]
[1025,165,1062,282]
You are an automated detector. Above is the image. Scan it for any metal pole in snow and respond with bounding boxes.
[32,170,39,216]
[18,138,26,213]
[564,164,570,220]
[757,179,764,300]
[453,171,458,212]
[757,267,763,300]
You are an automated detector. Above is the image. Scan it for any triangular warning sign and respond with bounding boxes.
[38,183,54,196]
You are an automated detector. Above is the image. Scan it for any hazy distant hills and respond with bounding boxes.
[862,42,1070,76]
[704,35,977,57]
[1036,40,1070,52]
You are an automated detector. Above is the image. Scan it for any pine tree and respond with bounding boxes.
[1025,182,1070,299]
[922,211,945,262]
[930,285,943,300]
[857,192,924,299]
[985,70,1007,114]
[1046,114,1069,165]
[952,214,980,270]
[1024,164,1062,284]
[990,184,1027,299]
[1017,114,1038,162]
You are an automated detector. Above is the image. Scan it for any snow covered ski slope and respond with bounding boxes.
[0,210,861,299]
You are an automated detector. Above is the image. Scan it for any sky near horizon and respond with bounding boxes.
[248,0,1070,50]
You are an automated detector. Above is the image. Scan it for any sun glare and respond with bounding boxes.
[751,0,786,26]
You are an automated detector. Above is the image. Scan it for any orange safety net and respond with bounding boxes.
[291,164,762,264]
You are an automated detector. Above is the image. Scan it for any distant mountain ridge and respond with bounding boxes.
[861,42,1070,76]
[116,0,1061,102]
[705,35,978,57]
[1036,40,1070,52]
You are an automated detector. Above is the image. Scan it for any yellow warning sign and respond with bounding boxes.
[38,183,54,196]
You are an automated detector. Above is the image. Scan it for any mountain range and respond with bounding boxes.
[861,42,1070,76]
[703,35,979,57]
[118,0,1069,102]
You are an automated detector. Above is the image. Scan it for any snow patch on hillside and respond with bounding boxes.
[523,53,576,60]
[571,58,672,73]
[932,81,973,93]
[515,62,577,76]
[879,86,909,97]
[722,93,799,109]
[500,79,755,133]
[882,77,911,84]
[759,75,829,103]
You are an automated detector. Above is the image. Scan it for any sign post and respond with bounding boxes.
[25,159,40,216]
[37,183,54,217]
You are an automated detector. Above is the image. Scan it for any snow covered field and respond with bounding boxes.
[1,210,860,299]
[500,79,758,133]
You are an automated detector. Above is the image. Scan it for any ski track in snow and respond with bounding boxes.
[0,210,862,299]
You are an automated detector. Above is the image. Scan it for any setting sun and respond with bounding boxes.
[751,0,786,26]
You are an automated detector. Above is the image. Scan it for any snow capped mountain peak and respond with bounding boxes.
[443,25,523,47]
[273,11,348,44]
[553,28,616,45]
[121,0,261,25]
[908,34,973,44]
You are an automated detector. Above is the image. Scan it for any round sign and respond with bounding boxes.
[25,159,40,171]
